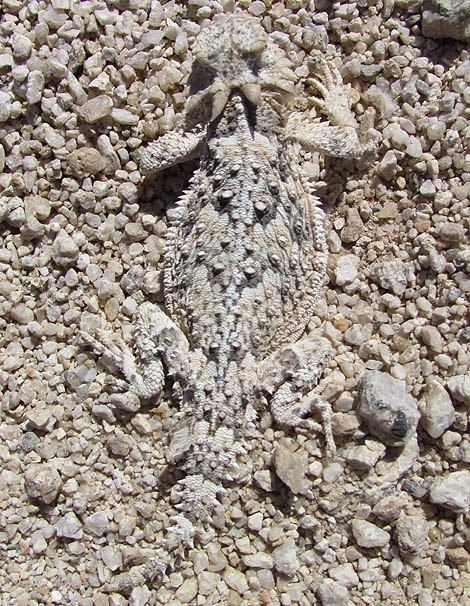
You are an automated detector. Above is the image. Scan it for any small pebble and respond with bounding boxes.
[420,381,455,439]
[274,442,309,494]
[351,519,390,548]
[272,538,299,577]
[24,464,63,504]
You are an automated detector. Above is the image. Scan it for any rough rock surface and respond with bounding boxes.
[422,0,470,40]
[357,370,421,447]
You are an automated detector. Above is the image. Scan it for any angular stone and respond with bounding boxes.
[55,512,83,540]
[243,552,273,569]
[272,537,299,577]
[317,579,349,606]
[328,562,359,588]
[372,260,407,296]
[422,0,470,40]
[351,519,390,548]
[80,94,113,123]
[429,470,470,513]
[357,371,420,446]
[223,566,248,593]
[52,229,79,266]
[395,511,429,555]
[84,511,110,537]
[420,325,443,353]
[447,375,470,407]
[344,439,386,472]
[25,464,62,504]
[340,208,363,243]
[274,442,308,495]
[438,222,465,245]
[420,381,455,438]
[174,577,198,602]
[372,495,407,522]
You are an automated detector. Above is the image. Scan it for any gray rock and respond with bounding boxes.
[377,150,399,180]
[80,94,113,123]
[334,254,360,286]
[26,70,45,104]
[198,571,219,595]
[438,222,465,245]
[328,562,359,588]
[372,495,407,522]
[420,381,455,438]
[351,519,390,548]
[44,127,65,149]
[344,439,386,472]
[112,108,139,125]
[253,470,274,492]
[372,260,407,296]
[100,545,123,571]
[0,54,14,69]
[55,512,83,540]
[247,511,263,532]
[242,552,274,569]
[273,537,299,577]
[422,0,470,40]
[31,529,48,554]
[12,33,33,60]
[129,585,152,606]
[84,511,110,537]
[97,134,121,174]
[25,406,53,431]
[340,207,364,243]
[447,375,470,407]
[92,404,116,424]
[7,206,25,227]
[317,579,349,606]
[125,222,147,242]
[429,470,470,513]
[52,229,79,266]
[107,433,131,457]
[20,431,40,454]
[395,511,429,555]
[174,577,198,603]
[420,325,443,353]
[21,214,46,240]
[274,442,309,494]
[360,63,383,80]
[10,303,35,324]
[24,464,62,504]
[357,371,420,447]
[223,566,248,593]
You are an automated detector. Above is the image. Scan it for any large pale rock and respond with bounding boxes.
[357,371,420,447]
[422,0,470,40]
[429,470,470,513]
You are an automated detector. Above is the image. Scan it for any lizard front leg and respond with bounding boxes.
[285,55,376,161]
[140,128,205,177]
[258,336,336,456]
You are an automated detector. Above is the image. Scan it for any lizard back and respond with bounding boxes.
[164,93,328,364]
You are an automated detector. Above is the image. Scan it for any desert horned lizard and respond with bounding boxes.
[82,13,373,589]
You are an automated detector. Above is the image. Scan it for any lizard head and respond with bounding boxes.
[188,14,296,122]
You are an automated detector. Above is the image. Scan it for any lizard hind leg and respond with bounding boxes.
[259,338,336,456]
[80,302,189,404]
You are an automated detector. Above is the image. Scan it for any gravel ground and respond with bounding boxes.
[0,1,469,605]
